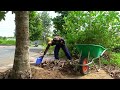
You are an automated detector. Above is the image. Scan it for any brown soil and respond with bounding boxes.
[30,59,114,79]
[1,56,119,79]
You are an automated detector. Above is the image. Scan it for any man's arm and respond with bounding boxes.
[60,38,65,45]
[40,40,54,57]
[43,44,50,56]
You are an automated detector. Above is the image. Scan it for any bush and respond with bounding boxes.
[62,11,120,57]
[101,52,120,67]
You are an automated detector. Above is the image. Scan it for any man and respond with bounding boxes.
[42,35,72,61]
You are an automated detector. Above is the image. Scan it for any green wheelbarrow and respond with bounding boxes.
[75,44,107,75]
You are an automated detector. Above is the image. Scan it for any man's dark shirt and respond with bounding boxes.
[51,37,65,46]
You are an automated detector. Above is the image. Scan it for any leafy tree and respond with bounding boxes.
[63,11,120,56]
[40,11,51,41]
[29,11,43,41]
[52,11,69,36]
[0,11,7,21]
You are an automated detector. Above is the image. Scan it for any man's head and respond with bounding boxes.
[53,34,61,40]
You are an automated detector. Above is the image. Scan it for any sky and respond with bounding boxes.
[0,11,58,37]
[1,11,120,37]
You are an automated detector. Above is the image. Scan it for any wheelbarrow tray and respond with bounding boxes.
[75,44,106,60]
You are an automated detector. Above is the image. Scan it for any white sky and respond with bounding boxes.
[0,11,58,37]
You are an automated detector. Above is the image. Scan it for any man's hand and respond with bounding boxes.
[39,55,44,58]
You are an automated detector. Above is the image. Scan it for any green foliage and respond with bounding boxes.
[41,11,51,39]
[63,11,120,56]
[52,11,69,36]
[0,11,8,21]
[29,11,43,41]
[0,38,15,45]
[101,52,120,67]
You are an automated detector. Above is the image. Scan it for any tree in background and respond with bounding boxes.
[40,11,51,41]
[0,11,7,21]
[29,11,43,41]
[52,11,69,36]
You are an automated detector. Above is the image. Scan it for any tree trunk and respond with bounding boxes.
[10,11,32,79]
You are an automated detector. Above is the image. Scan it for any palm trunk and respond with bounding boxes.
[10,11,31,79]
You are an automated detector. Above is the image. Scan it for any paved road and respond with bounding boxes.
[0,46,43,67]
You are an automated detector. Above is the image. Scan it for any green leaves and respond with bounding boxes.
[52,11,69,36]
[29,11,52,41]
[0,11,8,21]
[29,11,43,41]
[62,11,120,56]
[40,11,51,38]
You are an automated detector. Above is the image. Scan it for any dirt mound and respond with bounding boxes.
[31,66,66,79]
[38,59,81,75]
[0,59,116,79]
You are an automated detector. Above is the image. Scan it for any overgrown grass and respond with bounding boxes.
[101,52,120,67]
[0,39,16,45]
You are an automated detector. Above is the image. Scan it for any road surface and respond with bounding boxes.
[0,46,43,67]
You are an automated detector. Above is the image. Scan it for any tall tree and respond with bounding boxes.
[40,11,51,41]
[52,11,69,36]
[10,11,31,79]
[29,11,43,41]
[0,11,31,79]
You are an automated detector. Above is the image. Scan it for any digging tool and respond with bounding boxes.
[36,44,50,65]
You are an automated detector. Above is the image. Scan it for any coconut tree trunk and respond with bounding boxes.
[10,11,31,79]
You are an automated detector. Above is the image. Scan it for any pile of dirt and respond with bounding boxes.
[38,59,81,75]
[0,67,67,79]
[31,66,67,79]
[32,60,114,79]
[0,59,119,79]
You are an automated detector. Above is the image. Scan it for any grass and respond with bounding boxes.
[101,52,120,67]
[0,39,16,45]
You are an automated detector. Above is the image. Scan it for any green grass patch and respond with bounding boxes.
[101,52,120,67]
[0,39,16,45]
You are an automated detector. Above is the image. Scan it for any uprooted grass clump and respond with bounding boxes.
[37,59,83,76]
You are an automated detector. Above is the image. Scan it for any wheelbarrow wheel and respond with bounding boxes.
[80,58,89,75]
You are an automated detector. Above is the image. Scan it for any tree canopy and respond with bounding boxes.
[0,11,8,21]
[52,11,69,36]
[29,11,52,41]
[51,11,120,56]
[29,11,43,41]
[41,11,51,40]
